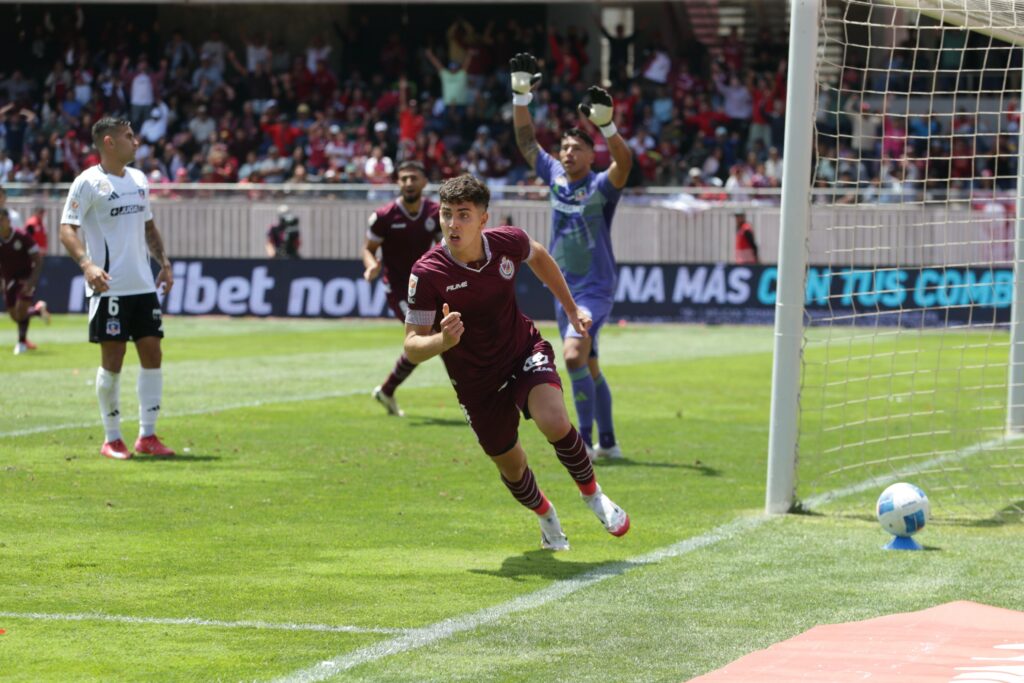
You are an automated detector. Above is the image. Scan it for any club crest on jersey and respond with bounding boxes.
[13,241,21,251]
[522,351,549,373]
[574,187,588,201]
[138,188,146,198]
[499,256,514,280]
[555,175,568,188]
[106,318,121,336]
[425,217,436,231]
[408,273,418,303]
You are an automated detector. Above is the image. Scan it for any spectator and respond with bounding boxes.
[164,29,197,73]
[733,212,759,264]
[425,47,472,110]
[188,104,216,145]
[23,207,48,253]
[266,204,301,258]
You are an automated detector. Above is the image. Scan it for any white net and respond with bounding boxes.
[798,0,1024,520]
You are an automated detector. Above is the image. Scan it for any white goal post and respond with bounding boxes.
[767,0,1024,515]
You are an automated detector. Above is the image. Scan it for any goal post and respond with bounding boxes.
[766,0,1024,517]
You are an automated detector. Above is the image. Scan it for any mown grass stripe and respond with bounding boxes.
[0,611,407,634]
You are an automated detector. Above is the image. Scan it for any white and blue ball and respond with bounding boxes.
[876,482,930,537]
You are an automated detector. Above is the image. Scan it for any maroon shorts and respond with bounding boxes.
[456,337,563,456]
[3,279,30,310]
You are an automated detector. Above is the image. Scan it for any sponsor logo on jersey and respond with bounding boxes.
[408,273,418,303]
[106,191,121,201]
[522,351,549,373]
[110,205,146,217]
[392,222,406,229]
[551,198,585,214]
[106,318,121,336]
[445,280,468,292]
[499,256,514,280]
[555,175,568,188]
[99,180,113,195]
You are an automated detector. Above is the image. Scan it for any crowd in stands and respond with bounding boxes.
[0,7,1020,203]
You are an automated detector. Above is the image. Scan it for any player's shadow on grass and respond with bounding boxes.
[469,550,639,582]
[131,454,221,463]
[406,416,468,428]
[595,458,721,475]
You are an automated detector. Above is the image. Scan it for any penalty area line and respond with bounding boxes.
[270,515,775,683]
[0,611,409,635]
[272,432,1018,683]
[0,388,378,439]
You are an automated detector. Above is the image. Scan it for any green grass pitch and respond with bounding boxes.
[2,316,1023,681]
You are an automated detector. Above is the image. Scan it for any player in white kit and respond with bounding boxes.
[59,117,176,460]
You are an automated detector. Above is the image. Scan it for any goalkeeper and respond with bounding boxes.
[510,53,633,461]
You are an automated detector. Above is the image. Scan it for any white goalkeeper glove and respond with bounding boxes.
[578,85,618,137]
[509,52,541,106]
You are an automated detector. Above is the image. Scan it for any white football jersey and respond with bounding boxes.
[61,165,156,297]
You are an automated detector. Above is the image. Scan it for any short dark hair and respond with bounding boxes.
[561,127,595,149]
[397,160,426,176]
[439,174,490,210]
[92,116,132,147]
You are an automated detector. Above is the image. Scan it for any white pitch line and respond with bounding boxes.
[270,515,773,683]
[0,388,374,439]
[0,611,408,634]
[273,432,1017,683]
[802,433,1024,509]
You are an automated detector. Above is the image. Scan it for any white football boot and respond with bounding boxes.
[594,443,624,460]
[372,385,405,417]
[538,504,570,551]
[582,484,630,537]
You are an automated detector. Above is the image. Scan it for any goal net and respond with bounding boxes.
[770,0,1024,521]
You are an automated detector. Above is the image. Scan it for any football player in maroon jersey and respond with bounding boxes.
[404,174,629,550]
[0,207,49,355]
[363,160,441,416]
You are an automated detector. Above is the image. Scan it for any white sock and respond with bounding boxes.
[137,368,163,438]
[96,367,122,443]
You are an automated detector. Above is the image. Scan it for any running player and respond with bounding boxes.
[0,208,49,355]
[363,160,441,416]
[404,174,629,550]
[59,116,175,460]
[510,52,633,460]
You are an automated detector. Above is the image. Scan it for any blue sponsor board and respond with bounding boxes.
[22,257,1015,326]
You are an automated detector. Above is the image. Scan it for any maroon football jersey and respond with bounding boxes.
[368,198,441,296]
[406,226,541,394]
[0,229,38,282]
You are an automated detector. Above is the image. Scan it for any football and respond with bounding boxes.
[876,482,930,537]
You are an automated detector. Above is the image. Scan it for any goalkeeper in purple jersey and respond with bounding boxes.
[511,52,633,460]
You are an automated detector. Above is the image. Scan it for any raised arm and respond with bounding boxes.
[578,85,632,189]
[526,241,591,337]
[510,52,543,170]
[425,48,444,73]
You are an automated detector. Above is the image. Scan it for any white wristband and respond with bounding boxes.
[512,92,533,106]
[599,122,618,138]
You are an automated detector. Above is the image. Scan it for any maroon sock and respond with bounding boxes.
[381,353,417,396]
[17,319,29,343]
[500,466,549,512]
[551,425,597,495]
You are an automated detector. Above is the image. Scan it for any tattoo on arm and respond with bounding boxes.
[145,222,169,267]
[515,124,540,167]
